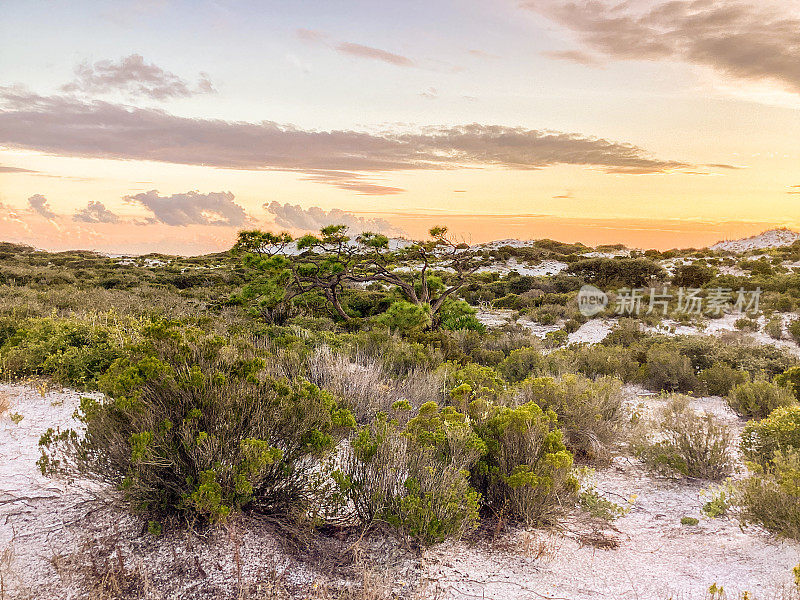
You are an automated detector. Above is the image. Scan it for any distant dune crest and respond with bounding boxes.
[710,228,800,253]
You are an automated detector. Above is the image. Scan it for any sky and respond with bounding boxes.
[1,0,799,254]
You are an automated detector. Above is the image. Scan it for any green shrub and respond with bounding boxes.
[438,299,485,332]
[39,336,354,523]
[727,380,795,419]
[790,320,800,344]
[776,366,800,400]
[514,374,624,459]
[546,344,639,381]
[497,346,544,383]
[736,449,800,539]
[740,405,800,467]
[335,402,483,545]
[470,401,577,526]
[543,330,568,349]
[645,343,697,393]
[0,317,122,387]
[734,317,759,332]
[680,516,699,526]
[765,316,784,340]
[579,488,628,521]
[698,363,748,396]
[377,301,431,333]
[636,396,733,480]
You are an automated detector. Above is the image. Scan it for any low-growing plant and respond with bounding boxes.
[470,400,577,526]
[736,449,800,539]
[644,344,697,393]
[680,516,699,525]
[727,379,796,420]
[790,319,800,345]
[698,363,748,396]
[740,405,800,467]
[765,316,784,340]
[579,488,628,521]
[334,402,484,545]
[514,374,624,459]
[734,317,759,332]
[776,366,800,401]
[497,346,544,383]
[636,396,734,480]
[39,334,355,524]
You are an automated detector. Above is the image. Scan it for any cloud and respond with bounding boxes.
[61,54,216,100]
[541,49,602,67]
[27,194,56,219]
[266,202,402,235]
[126,190,247,226]
[297,29,414,67]
[789,185,800,194]
[526,0,800,94]
[419,87,438,99]
[0,89,701,193]
[73,201,120,223]
[335,42,414,67]
[0,165,38,174]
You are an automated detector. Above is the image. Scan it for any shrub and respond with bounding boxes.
[765,316,784,340]
[497,346,545,383]
[734,317,759,332]
[698,363,748,396]
[680,516,699,526]
[470,401,577,526]
[727,380,795,420]
[0,317,122,387]
[335,402,484,545]
[645,343,697,393]
[438,299,485,332]
[39,336,354,523]
[636,396,733,480]
[377,301,431,333]
[546,344,639,381]
[790,319,800,344]
[578,488,628,521]
[776,366,800,400]
[514,374,624,459]
[543,330,568,349]
[740,405,800,467]
[736,449,800,539]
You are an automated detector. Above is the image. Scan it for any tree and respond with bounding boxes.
[355,226,481,327]
[233,225,481,328]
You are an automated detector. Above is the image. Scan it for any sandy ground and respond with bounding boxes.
[1,379,798,599]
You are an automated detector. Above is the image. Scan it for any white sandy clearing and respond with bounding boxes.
[711,229,800,254]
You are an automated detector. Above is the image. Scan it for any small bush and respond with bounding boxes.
[680,516,699,526]
[39,336,354,523]
[470,401,577,526]
[514,374,624,459]
[765,316,784,340]
[736,449,800,539]
[636,396,733,480]
[740,405,800,467]
[579,488,628,521]
[734,317,759,332]
[543,330,568,349]
[377,301,431,333]
[790,320,800,344]
[498,346,544,383]
[645,344,697,393]
[335,402,484,545]
[727,379,796,420]
[776,366,800,401]
[698,363,748,396]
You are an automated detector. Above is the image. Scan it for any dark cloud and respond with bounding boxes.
[0,165,38,174]
[0,89,699,193]
[266,202,402,235]
[73,201,120,223]
[61,54,216,100]
[335,42,414,67]
[27,194,56,219]
[126,190,246,226]
[526,0,800,93]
